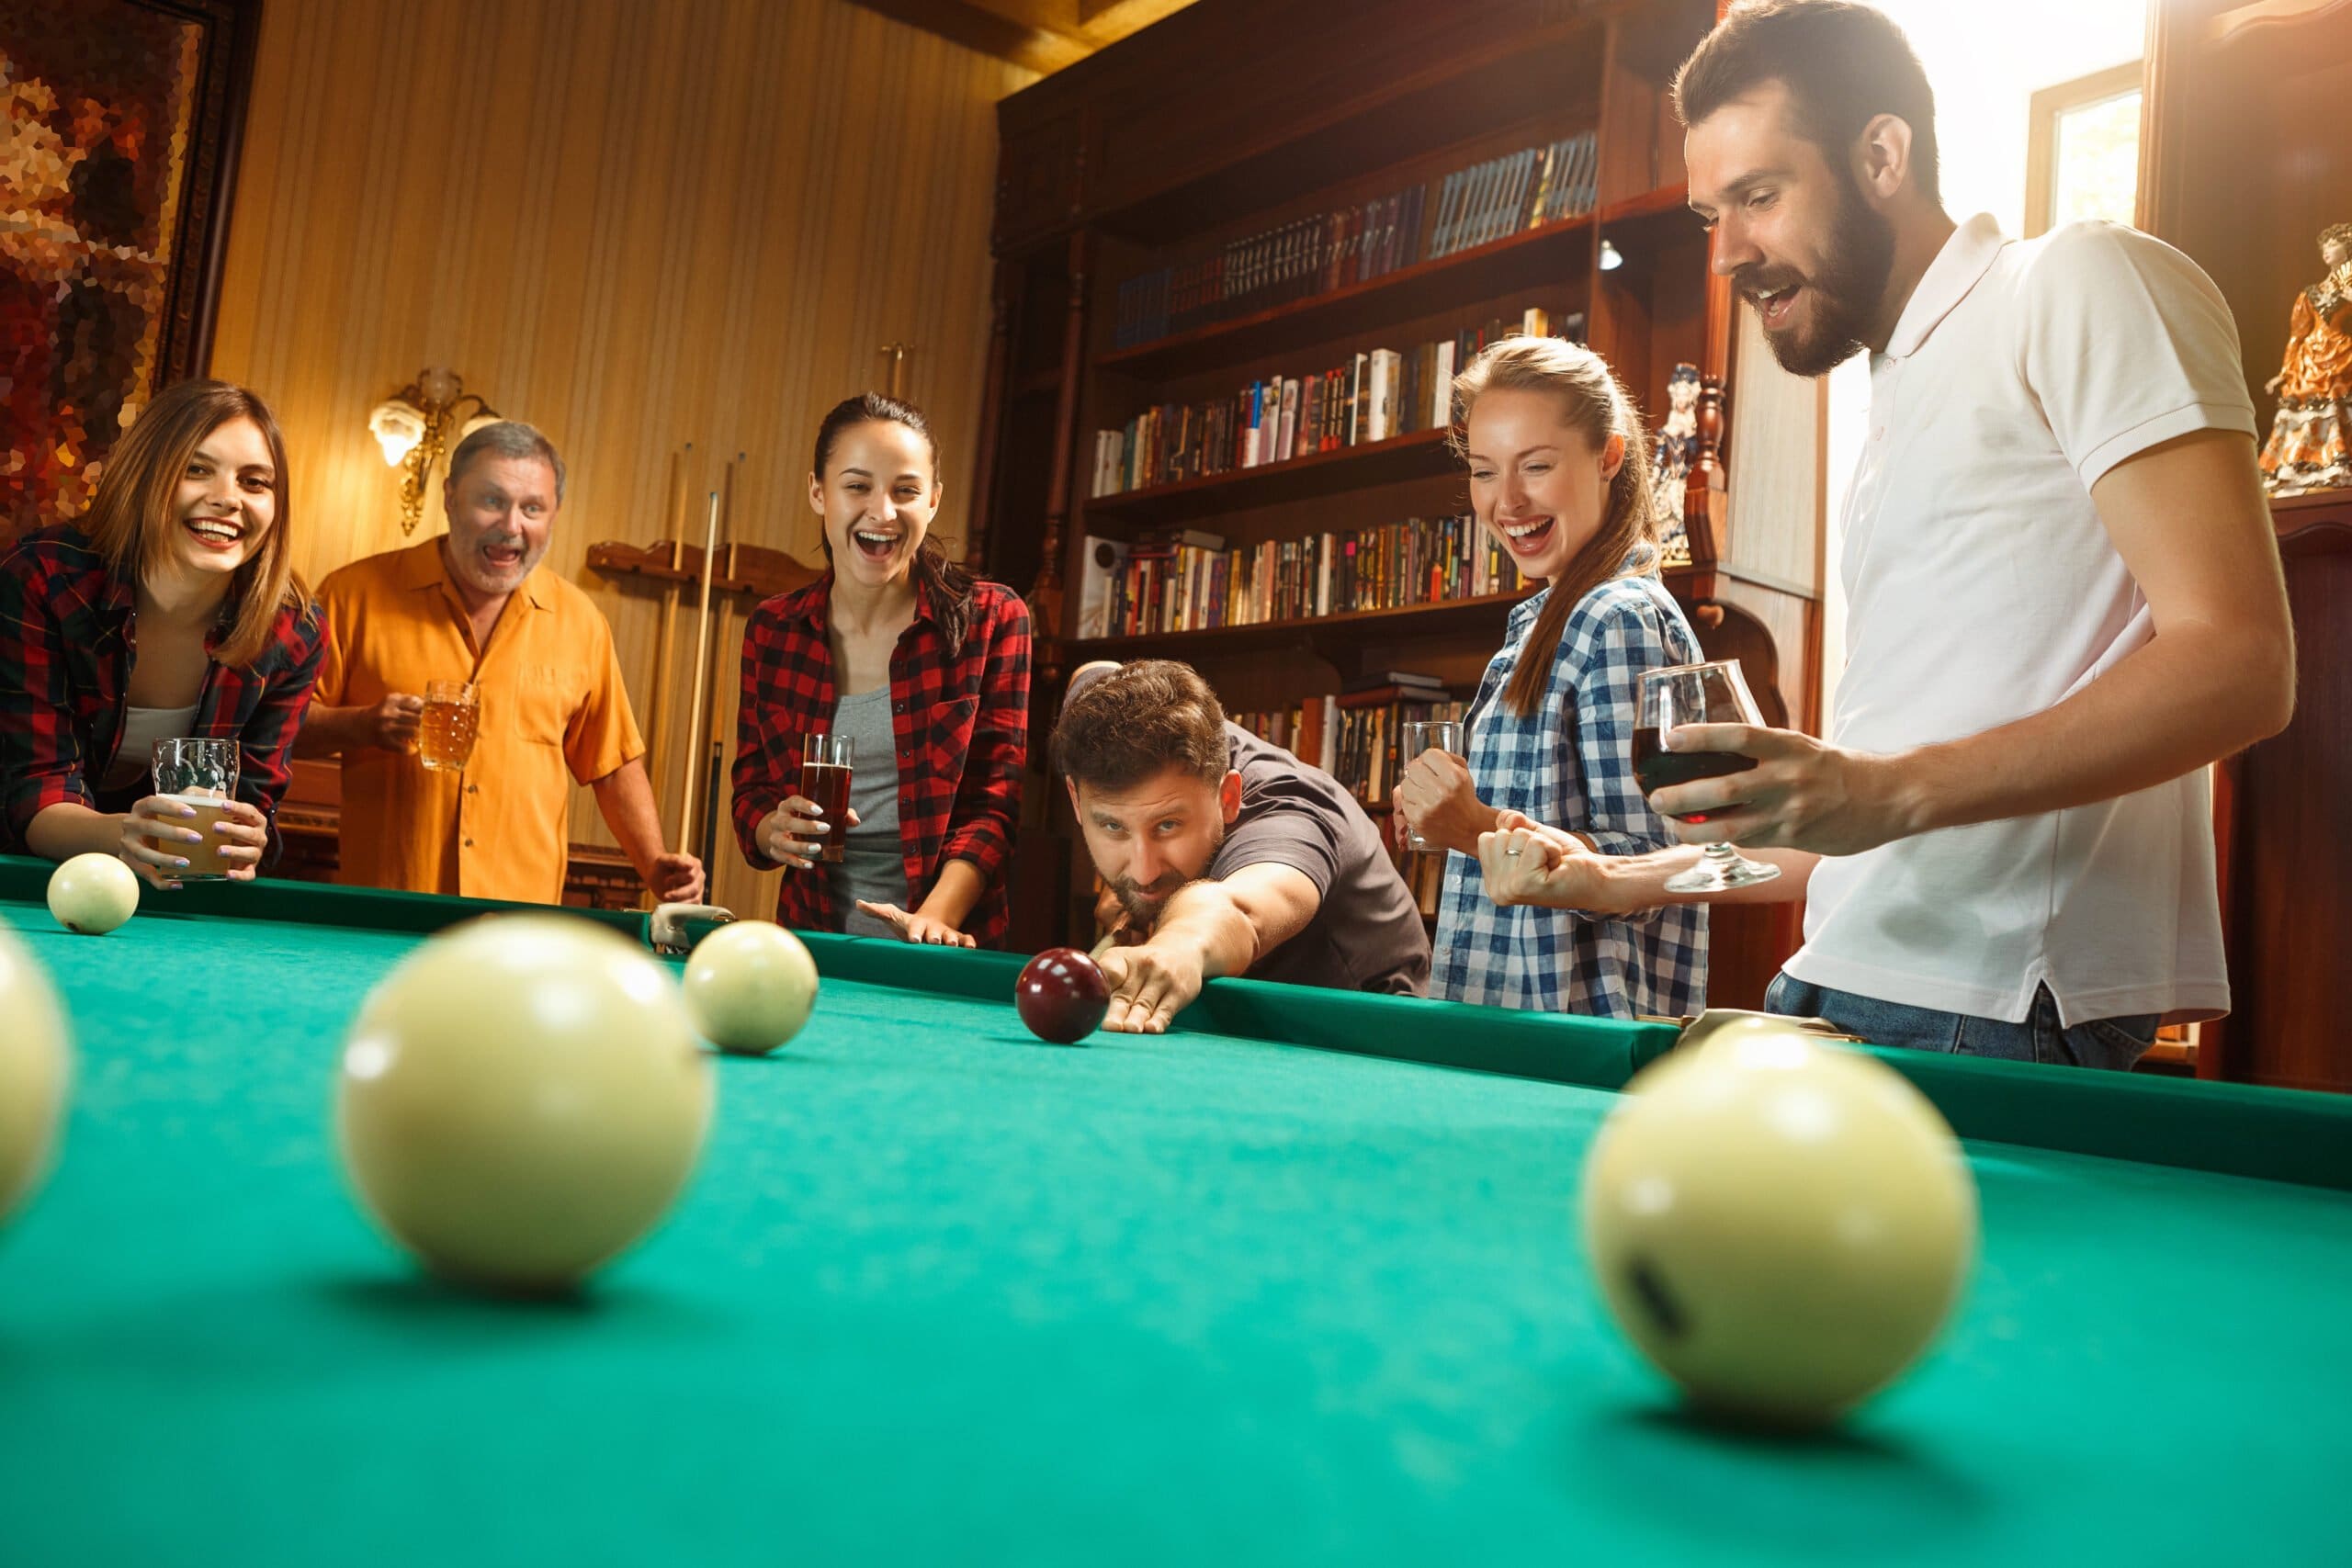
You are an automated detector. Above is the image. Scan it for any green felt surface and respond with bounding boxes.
[3,880,2350,1565]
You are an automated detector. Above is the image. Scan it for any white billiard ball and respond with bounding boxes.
[681,919,819,1056]
[1582,1024,1978,1427]
[0,926,71,1229]
[46,852,139,936]
[335,915,715,1292]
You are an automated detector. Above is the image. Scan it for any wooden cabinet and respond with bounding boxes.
[976,0,1823,1000]
[2142,0,2352,1089]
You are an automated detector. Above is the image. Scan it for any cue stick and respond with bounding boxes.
[675,490,720,850]
[702,453,746,856]
[645,443,690,807]
[698,737,725,885]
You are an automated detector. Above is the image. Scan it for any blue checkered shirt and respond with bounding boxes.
[1430,571,1709,1017]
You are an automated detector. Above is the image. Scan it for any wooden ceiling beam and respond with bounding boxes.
[846,0,1197,73]
[843,0,1090,73]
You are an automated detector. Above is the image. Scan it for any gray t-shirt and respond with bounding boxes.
[1208,721,1429,995]
[829,686,903,939]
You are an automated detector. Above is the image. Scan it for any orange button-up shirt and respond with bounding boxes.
[313,538,643,903]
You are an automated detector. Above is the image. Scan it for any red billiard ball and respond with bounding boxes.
[1015,948,1111,1043]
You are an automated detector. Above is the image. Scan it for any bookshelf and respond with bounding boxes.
[973,0,1822,1007]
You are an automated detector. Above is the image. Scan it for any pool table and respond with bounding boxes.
[4,856,2348,1565]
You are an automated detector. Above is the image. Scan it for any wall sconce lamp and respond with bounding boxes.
[368,367,503,536]
[1598,239,1625,272]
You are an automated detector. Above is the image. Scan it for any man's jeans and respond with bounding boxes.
[1765,975,2160,1072]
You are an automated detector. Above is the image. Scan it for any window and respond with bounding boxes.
[2025,61,2143,237]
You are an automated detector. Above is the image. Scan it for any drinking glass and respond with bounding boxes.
[1634,660,1781,894]
[1397,719,1464,852]
[150,737,240,881]
[418,679,480,772]
[799,734,854,865]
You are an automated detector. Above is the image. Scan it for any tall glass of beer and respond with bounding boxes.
[799,734,854,864]
[419,679,481,773]
[150,737,241,880]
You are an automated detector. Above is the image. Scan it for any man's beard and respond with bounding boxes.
[1736,172,1896,378]
[1108,818,1223,928]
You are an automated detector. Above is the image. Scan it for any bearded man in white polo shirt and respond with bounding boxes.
[1473,0,2295,1069]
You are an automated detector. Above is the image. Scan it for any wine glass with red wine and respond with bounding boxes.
[1634,660,1782,894]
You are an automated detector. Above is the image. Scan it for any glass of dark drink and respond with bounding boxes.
[1634,660,1781,894]
[799,734,854,864]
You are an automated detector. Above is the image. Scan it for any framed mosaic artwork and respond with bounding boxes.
[1,0,259,536]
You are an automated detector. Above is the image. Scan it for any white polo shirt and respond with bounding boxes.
[1786,215,2256,1027]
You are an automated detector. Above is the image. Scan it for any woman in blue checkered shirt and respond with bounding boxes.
[1392,337,1708,1017]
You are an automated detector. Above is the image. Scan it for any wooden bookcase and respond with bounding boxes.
[973,0,1822,1006]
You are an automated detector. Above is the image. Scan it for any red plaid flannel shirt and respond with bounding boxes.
[730,573,1031,945]
[0,524,327,855]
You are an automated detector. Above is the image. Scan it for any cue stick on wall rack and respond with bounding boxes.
[673,490,720,851]
[644,443,691,807]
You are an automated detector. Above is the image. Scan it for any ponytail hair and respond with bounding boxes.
[1449,337,1663,717]
[811,391,976,655]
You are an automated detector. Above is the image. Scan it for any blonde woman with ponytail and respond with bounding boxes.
[731,394,1032,948]
[1391,337,1707,1016]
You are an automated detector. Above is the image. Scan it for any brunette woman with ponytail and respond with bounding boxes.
[730,393,1031,946]
[1390,338,1707,1016]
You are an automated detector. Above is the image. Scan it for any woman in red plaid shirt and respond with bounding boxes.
[0,379,325,888]
[730,394,1031,947]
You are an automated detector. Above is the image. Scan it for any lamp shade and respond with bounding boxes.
[368,400,427,467]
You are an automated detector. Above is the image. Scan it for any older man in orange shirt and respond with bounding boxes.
[299,422,701,906]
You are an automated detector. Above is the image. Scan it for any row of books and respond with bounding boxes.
[1428,131,1601,260]
[1112,182,1430,349]
[1109,128,1602,349]
[1230,682,1470,808]
[1074,515,1521,641]
[1231,678,1469,920]
[1090,308,1584,498]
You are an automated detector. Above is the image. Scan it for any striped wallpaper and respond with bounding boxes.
[208,0,1034,919]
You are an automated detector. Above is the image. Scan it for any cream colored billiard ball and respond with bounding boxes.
[682,919,819,1055]
[1581,1027,1978,1427]
[0,926,72,1229]
[46,852,139,936]
[336,915,715,1292]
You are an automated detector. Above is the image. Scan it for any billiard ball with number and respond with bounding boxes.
[683,919,820,1055]
[1015,948,1111,1044]
[46,852,139,936]
[335,915,715,1292]
[0,927,70,1230]
[1581,1024,1978,1427]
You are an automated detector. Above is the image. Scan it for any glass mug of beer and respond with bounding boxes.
[419,679,481,772]
[150,737,241,881]
[799,734,854,864]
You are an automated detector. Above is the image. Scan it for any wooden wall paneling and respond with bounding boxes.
[208,0,1034,922]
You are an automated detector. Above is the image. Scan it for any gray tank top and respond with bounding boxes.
[828,686,904,938]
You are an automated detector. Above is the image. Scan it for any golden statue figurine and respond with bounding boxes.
[2256,220,2352,497]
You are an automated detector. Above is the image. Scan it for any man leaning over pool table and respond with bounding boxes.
[1053,660,1429,1034]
